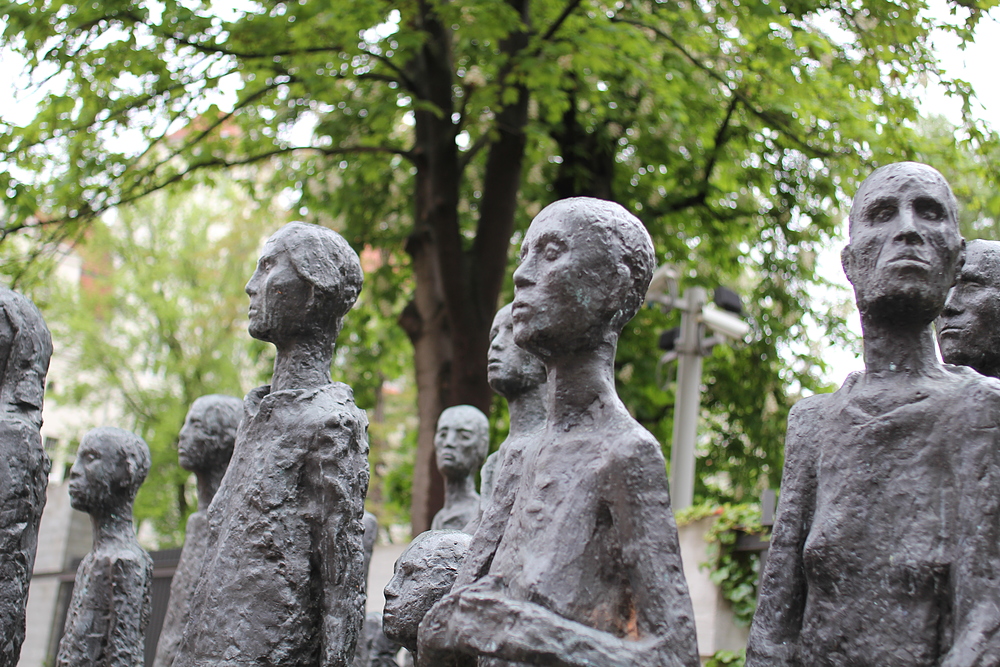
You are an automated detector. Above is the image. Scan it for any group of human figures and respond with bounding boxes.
[6,160,1000,667]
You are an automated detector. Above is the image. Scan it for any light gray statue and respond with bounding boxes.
[0,288,52,667]
[56,427,153,667]
[383,530,473,667]
[153,394,242,667]
[431,405,488,532]
[748,163,1000,665]
[173,222,370,667]
[421,197,699,667]
[937,238,1000,379]
[461,303,546,546]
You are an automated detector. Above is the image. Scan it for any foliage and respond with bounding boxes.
[706,649,746,667]
[3,0,1000,527]
[677,501,766,626]
[28,178,280,545]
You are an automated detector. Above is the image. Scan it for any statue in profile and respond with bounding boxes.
[431,405,489,532]
[937,238,1000,379]
[0,287,52,667]
[56,427,153,667]
[748,163,1000,665]
[174,222,370,667]
[421,197,699,666]
[460,302,546,554]
[153,394,242,667]
[384,530,473,667]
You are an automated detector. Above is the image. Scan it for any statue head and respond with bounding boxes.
[69,427,151,515]
[511,197,655,359]
[842,162,964,326]
[245,221,363,346]
[488,303,546,399]
[177,394,242,474]
[937,239,1000,377]
[382,530,472,652]
[434,405,489,480]
[0,288,52,427]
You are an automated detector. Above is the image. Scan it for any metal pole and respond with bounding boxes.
[670,286,706,512]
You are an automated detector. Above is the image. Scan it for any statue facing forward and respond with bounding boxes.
[748,163,1000,665]
[421,197,699,667]
[0,288,52,667]
[431,405,489,532]
[174,222,370,667]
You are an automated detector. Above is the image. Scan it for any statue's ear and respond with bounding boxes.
[841,245,856,287]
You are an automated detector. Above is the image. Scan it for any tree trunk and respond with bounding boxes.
[403,0,531,536]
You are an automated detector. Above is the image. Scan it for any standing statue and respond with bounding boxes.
[937,238,1000,379]
[383,531,473,667]
[0,288,52,667]
[748,162,1000,665]
[431,405,488,532]
[461,303,546,549]
[421,197,699,667]
[56,427,153,667]
[153,394,242,667]
[173,221,370,667]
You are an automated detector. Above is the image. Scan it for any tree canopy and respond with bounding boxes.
[3,0,999,530]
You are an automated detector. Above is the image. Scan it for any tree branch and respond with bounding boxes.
[540,0,584,42]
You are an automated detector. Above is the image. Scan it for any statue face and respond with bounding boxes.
[434,408,487,478]
[843,165,962,325]
[245,233,314,344]
[488,305,546,399]
[511,206,622,358]
[69,436,126,514]
[937,241,1000,375]
[177,403,217,472]
[383,540,461,652]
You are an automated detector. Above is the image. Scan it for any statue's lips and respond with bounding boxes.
[937,324,966,337]
[887,254,930,267]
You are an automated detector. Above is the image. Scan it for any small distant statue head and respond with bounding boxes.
[511,197,655,359]
[69,427,151,516]
[434,405,489,481]
[362,510,379,582]
[937,238,1000,377]
[382,530,472,652]
[488,303,546,399]
[0,288,52,426]
[245,221,363,345]
[177,394,242,474]
[843,162,963,326]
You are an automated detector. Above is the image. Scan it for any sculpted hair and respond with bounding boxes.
[189,394,242,457]
[406,529,473,573]
[85,426,151,501]
[548,198,656,333]
[849,162,959,235]
[0,288,52,426]
[277,221,364,320]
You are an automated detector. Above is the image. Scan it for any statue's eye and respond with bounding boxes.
[914,197,946,221]
[868,204,897,223]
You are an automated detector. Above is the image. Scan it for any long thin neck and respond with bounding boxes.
[861,314,941,377]
[270,336,334,392]
[444,473,478,506]
[90,507,136,546]
[195,467,227,512]
[506,384,546,437]
[544,340,619,432]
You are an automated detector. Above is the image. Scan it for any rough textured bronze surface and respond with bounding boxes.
[421,197,699,667]
[937,238,1000,379]
[56,427,152,667]
[749,163,1000,666]
[173,222,369,667]
[0,288,51,667]
[431,406,488,532]
[154,395,242,667]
